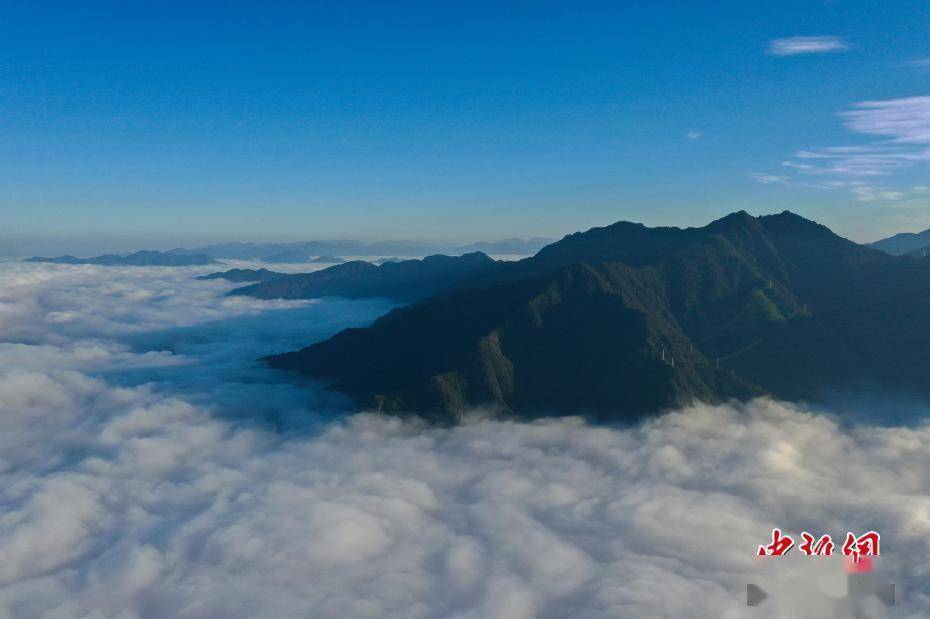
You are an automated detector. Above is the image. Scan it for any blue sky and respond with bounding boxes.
[1,0,928,249]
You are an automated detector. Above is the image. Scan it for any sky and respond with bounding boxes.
[1,0,929,249]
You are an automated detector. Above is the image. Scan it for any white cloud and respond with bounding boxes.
[765,95,930,203]
[687,130,703,140]
[768,36,849,56]
[749,172,788,184]
[786,145,930,177]
[852,185,907,202]
[0,262,929,617]
[840,96,930,144]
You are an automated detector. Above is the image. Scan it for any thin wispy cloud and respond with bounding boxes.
[757,95,930,204]
[852,185,907,202]
[784,145,930,177]
[768,36,849,56]
[748,172,788,184]
[783,98,930,177]
[840,96,930,144]
[686,130,703,140]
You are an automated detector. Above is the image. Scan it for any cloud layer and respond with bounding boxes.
[768,36,849,56]
[0,262,928,618]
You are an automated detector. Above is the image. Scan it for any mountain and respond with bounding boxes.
[173,238,552,261]
[268,260,763,423]
[452,237,553,255]
[905,246,930,258]
[25,250,219,266]
[187,240,444,260]
[197,268,285,283]
[264,250,311,264]
[309,255,346,263]
[230,253,496,302]
[868,228,930,255]
[265,211,930,423]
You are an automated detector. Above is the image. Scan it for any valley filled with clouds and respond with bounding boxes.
[0,262,926,618]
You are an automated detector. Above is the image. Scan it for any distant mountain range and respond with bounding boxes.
[259,250,347,264]
[262,211,930,423]
[451,238,555,255]
[177,238,552,261]
[263,250,314,264]
[24,250,218,267]
[869,228,930,256]
[230,253,496,302]
[21,237,548,268]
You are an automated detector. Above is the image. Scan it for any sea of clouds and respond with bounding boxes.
[0,261,928,618]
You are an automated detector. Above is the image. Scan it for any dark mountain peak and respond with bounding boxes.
[446,211,864,298]
[425,251,493,265]
[528,219,684,270]
[758,210,838,239]
[198,268,285,283]
[550,220,649,245]
[702,210,760,233]
[600,219,650,232]
[702,210,842,242]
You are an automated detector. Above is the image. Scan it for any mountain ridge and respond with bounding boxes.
[230,252,497,302]
[175,238,553,261]
[25,250,219,267]
[868,227,930,255]
[262,210,929,422]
